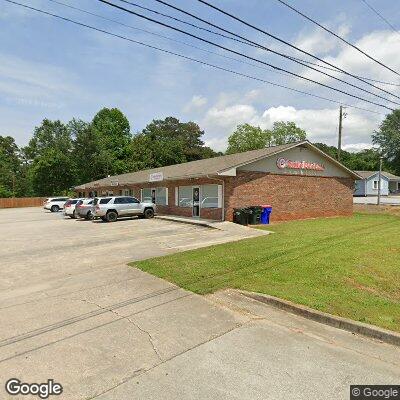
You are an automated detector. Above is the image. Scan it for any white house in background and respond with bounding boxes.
[354,170,400,196]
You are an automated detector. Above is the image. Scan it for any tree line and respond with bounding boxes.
[0,107,399,197]
[0,108,220,197]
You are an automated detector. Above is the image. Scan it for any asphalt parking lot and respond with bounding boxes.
[1,207,399,399]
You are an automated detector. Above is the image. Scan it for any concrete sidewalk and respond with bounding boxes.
[1,208,399,400]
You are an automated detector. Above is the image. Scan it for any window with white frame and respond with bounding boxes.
[201,184,219,208]
[124,189,129,196]
[156,187,168,205]
[142,188,152,202]
[179,186,192,207]
[373,180,379,190]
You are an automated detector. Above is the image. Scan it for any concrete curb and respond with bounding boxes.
[240,290,400,347]
[155,215,220,229]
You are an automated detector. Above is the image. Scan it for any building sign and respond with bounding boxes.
[276,157,325,171]
[149,172,164,182]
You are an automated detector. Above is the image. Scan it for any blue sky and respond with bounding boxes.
[1,0,400,152]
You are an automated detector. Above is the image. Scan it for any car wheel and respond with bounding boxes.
[86,211,93,220]
[50,205,59,212]
[144,208,154,219]
[106,211,118,222]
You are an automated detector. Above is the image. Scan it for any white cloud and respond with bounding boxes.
[299,30,400,88]
[342,143,374,152]
[201,104,381,152]
[295,24,351,56]
[203,104,258,130]
[183,95,208,113]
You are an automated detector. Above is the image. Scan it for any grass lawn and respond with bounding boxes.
[132,213,400,332]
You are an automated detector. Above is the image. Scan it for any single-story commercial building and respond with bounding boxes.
[74,141,360,222]
[354,170,400,196]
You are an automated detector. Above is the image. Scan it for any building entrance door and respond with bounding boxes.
[192,187,200,217]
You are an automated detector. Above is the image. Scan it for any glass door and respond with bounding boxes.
[192,186,200,217]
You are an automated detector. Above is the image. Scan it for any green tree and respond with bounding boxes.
[130,117,218,170]
[373,109,400,175]
[30,149,76,196]
[0,136,24,197]
[91,108,132,176]
[313,143,381,171]
[270,121,307,145]
[226,124,270,154]
[68,119,103,184]
[24,119,72,159]
[24,119,76,195]
[226,121,307,154]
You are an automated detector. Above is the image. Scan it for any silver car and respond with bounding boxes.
[75,198,95,220]
[93,196,156,222]
[64,198,85,219]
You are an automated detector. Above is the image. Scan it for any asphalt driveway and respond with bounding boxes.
[1,207,399,399]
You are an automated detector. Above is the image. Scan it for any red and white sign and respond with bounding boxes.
[276,157,325,171]
[149,172,164,182]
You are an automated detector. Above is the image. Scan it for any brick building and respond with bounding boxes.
[74,141,360,222]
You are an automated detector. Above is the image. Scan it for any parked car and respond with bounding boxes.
[93,196,156,222]
[43,197,69,212]
[64,198,84,219]
[75,199,95,220]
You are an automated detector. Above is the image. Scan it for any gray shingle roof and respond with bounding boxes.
[75,141,359,189]
[354,170,400,180]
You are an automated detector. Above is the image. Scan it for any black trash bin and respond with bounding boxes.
[233,208,249,225]
[247,206,262,225]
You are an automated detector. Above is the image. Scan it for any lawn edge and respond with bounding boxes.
[240,290,400,347]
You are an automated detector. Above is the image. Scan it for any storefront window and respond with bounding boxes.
[201,185,219,208]
[179,186,192,207]
[156,187,167,205]
[142,188,152,202]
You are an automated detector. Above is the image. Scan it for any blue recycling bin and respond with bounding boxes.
[260,205,272,224]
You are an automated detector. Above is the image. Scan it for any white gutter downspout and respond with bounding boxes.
[206,175,225,221]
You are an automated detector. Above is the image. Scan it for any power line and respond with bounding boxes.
[45,0,295,80]
[360,0,400,37]
[148,0,400,100]
[2,0,386,115]
[274,0,400,76]
[113,0,256,48]
[99,0,399,108]
[121,0,400,87]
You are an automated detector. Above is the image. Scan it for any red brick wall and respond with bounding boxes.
[223,172,354,222]
[80,177,223,220]
[77,172,354,222]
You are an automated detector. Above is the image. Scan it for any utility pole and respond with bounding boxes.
[337,105,343,162]
[377,156,383,206]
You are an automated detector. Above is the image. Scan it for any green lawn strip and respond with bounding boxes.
[132,213,400,332]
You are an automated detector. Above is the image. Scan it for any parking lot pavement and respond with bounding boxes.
[1,207,399,399]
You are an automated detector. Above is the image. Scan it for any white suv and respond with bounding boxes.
[43,197,69,212]
[93,196,156,222]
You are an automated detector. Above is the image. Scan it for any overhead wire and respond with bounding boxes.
[2,0,386,115]
[273,0,400,76]
[119,0,400,87]
[97,0,399,108]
